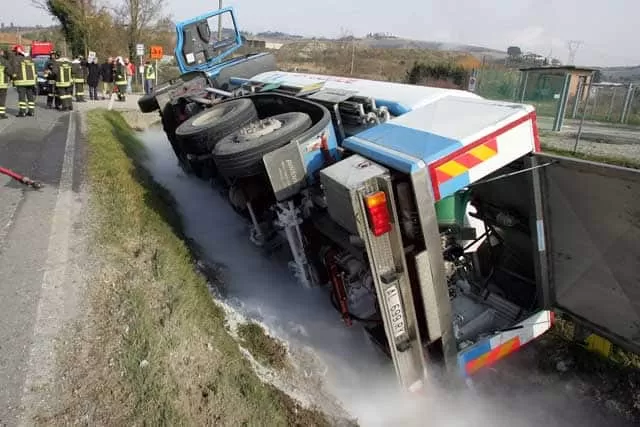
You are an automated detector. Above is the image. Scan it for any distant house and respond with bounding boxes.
[0,33,33,52]
[518,65,596,102]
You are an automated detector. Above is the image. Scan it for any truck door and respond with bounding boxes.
[174,7,242,74]
[532,153,640,354]
[320,155,428,392]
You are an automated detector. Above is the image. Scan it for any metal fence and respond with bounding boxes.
[567,82,638,125]
[476,66,640,131]
[475,67,567,130]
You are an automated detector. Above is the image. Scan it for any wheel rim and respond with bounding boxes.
[234,117,282,143]
[191,106,232,127]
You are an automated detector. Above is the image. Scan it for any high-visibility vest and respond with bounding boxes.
[13,58,36,86]
[71,62,85,83]
[114,64,127,85]
[145,64,155,80]
[56,62,72,88]
[0,64,8,89]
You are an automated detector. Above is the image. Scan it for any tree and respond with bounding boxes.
[31,0,97,56]
[592,69,603,83]
[113,0,169,61]
[507,46,522,57]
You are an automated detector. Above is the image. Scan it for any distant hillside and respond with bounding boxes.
[250,30,507,61]
[600,66,640,83]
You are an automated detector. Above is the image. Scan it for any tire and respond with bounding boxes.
[161,104,189,166]
[213,112,312,179]
[138,93,159,113]
[175,98,258,155]
[138,80,177,113]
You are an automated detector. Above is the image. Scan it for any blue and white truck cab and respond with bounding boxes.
[139,6,557,393]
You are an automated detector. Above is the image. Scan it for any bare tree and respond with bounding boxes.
[113,0,169,61]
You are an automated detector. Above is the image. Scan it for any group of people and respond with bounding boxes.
[86,56,155,100]
[0,45,157,119]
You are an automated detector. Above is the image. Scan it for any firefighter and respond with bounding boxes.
[9,45,37,117]
[114,56,127,101]
[144,60,155,95]
[71,55,86,102]
[0,49,9,119]
[44,50,59,108]
[55,57,73,111]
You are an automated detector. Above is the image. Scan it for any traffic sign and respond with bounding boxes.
[150,45,163,60]
[136,43,144,57]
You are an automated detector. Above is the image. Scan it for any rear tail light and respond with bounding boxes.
[364,191,392,236]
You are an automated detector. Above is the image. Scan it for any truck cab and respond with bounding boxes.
[139,6,557,393]
[30,41,54,96]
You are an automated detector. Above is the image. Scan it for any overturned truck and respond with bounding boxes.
[140,6,565,392]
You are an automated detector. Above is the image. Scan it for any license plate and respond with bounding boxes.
[385,286,407,338]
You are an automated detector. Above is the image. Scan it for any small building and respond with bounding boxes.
[0,33,33,53]
[518,65,596,102]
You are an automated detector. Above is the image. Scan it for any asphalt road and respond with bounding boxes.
[0,88,86,426]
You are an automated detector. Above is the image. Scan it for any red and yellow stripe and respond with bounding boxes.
[465,336,521,376]
[434,138,498,184]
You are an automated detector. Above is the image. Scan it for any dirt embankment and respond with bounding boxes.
[33,109,350,426]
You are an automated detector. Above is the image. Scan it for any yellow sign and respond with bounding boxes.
[150,45,164,60]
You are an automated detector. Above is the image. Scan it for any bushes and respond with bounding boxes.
[405,61,468,87]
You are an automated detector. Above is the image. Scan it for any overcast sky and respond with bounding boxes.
[2,0,636,67]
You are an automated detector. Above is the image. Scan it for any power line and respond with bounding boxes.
[567,40,583,65]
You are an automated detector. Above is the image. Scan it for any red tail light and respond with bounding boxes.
[365,191,392,236]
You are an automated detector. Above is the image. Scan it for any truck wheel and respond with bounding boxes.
[213,112,312,179]
[138,81,175,113]
[138,93,159,113]
[175,98,258,155]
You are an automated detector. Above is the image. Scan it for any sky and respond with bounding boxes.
[1,0,637,67]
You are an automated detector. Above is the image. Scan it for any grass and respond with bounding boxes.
[237,322,289,371]
[36,109,331,426]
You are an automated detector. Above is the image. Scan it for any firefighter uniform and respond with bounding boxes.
[54,59,73,111]
[10,52,37,117]
[44,53,58,108]
[114,57,127,101]
[71,58,86,102]
[0,56,9,119]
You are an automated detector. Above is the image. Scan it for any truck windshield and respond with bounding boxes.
[178,9,240,68]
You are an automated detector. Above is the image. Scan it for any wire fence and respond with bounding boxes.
[568,83,639,125]
[474,65,640,130]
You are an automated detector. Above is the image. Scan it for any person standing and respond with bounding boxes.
[100,56,114,99]
[125,57,134,94]
[114,56,128,101]
[71,56,86,102]
[0,49,9,119]
[54,57,73,111]
[9,45,37,117]
[144,60,155,95]
[86,56,100,101]
[44,50,59,109]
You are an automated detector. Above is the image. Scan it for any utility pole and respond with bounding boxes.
[567,40,583,65]
[218,0,223,41]
[350,39,356,75]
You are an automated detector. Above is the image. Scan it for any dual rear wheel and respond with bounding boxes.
[174,98,312,180]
